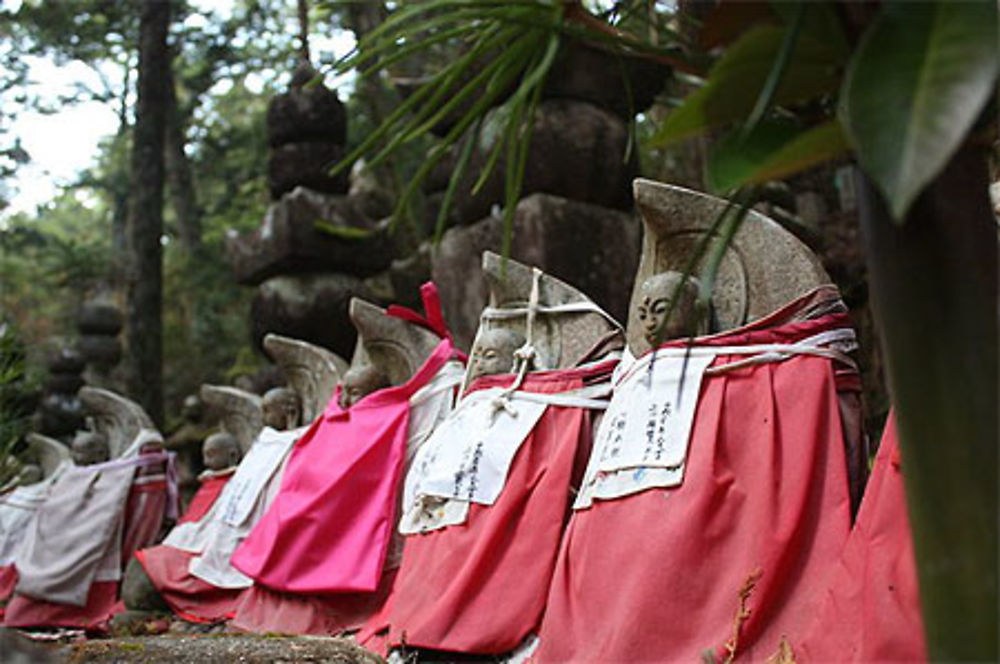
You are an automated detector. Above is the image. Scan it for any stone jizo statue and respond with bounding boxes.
[636,271,705,348]
[261,387,301,431]
[70,430,110,466]
[201,432,241,472]
[338,366,390,410]
[468,329,526,382]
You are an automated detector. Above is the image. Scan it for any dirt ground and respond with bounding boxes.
[1,629,385,663]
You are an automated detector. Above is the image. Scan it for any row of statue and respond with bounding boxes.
[0,181,924,663]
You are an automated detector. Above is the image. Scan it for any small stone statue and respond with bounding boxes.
[261,387,302,431]
[635,271,706,348]
[337,366,390,409]
[70,430,110,466]
[201,432,241,471]
[166,394,213,506]
[468,329,526,382]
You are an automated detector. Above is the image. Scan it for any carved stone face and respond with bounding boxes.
[71,431,110,466]
[262,387,301,431]
[469,328,525,382]
[202,432,240,471]
[338,366,390,409]
[636,272,702,347]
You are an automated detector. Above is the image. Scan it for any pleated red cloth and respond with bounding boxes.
[533,302,854,662]
[121,475,169,568]
[0,564,17,621]
[134,546,243,624]
[795,416,927,662]
[230,567,397,635]
[177,472,233,525]
[3,580,119,631]
[364,361,613,655]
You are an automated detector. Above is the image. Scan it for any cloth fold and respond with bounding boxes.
[14,454,162,606]
[794,415,927,662]
[177,469,235,525]
[533,290,856,663]
[231,339,457,595]
[227,359,463,635]
[368,360,615,655]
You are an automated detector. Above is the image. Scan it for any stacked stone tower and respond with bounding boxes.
[227,63,393,360]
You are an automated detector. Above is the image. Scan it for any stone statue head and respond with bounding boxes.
[71,430,110,466]
[261,387,301,431]
[469,328,526,382]
[181,394,203,424]
[338,366,390,409]
[202,432,241,471]
[16,464,43,486]
[636,271,705,348]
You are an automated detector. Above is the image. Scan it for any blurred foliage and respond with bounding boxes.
[0,323,39,488]
[0,0,318,418]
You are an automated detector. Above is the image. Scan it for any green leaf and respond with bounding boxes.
[709,119,850,192]
[771,0,849,61]
[313,221,373,241]
[649,20,846,147]
[708,120,800,193]
[842,1,999,222]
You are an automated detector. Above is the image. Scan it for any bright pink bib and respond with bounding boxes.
[231,339,455,595]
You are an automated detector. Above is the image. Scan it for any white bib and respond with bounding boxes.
[575,350,713,508]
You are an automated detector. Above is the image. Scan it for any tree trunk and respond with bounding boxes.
[111,53,132,286]
[297,0,310,62]
[858,141,998,660]
[164,63,202,255]
[124,0,170,427]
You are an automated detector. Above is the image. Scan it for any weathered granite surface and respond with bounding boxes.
[263,333,349,423]
[77,303,123,335]
[200,385,263,455]
[266,81,347,148]
[431,193,640,349]
[250,273,370,360]
[627,179,832,354]
[79,386,156,458]
[544,39,671,119]
[478,252,621,370]
[402,38,669,137]
[349,298,443,386]
[426,100,636,227]
[226,187,394,286]
[267,142,349,199]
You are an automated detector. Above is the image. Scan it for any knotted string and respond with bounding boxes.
[490,267,542,417]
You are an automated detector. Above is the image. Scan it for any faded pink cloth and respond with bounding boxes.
[231,339,456,594]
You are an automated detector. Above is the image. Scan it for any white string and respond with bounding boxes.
[480,299,622,331]
[618,328,859,386]
[491,268,542,416]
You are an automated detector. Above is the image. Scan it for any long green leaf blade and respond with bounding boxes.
[842,1,999,222]
[648,24,845,147]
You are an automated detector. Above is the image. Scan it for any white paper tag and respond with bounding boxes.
[575,352,714,508]
[403,388,548,515]
[218,426,301,527]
